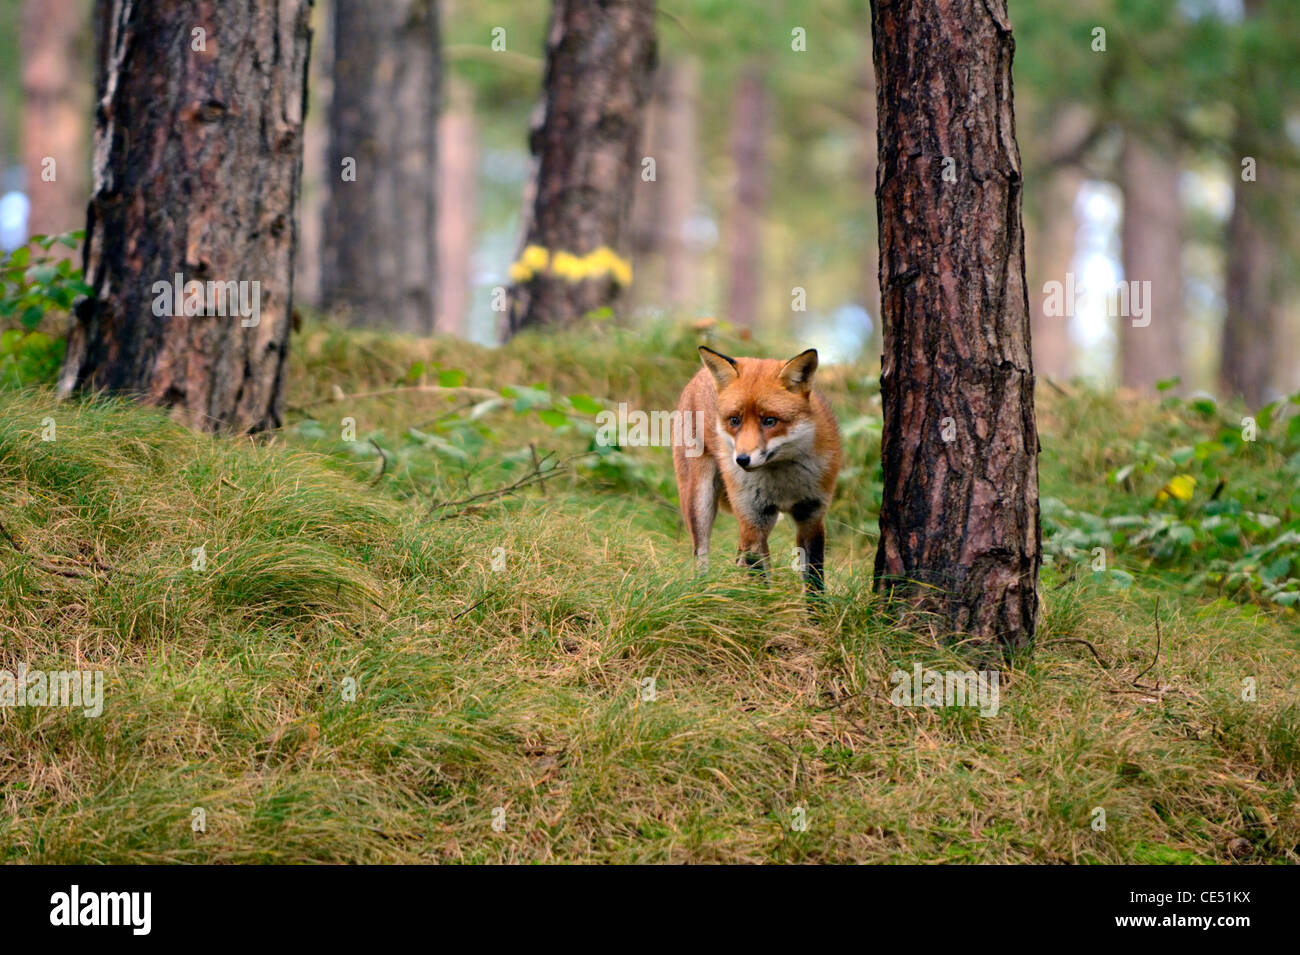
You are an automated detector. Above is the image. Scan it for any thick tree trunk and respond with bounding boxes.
[629,58,700,311]
[436,76,476,337]
[21,0,91,245]
[1118,137,1184,392]
[725,66,769,332]
[871,0,1041,654]
[323,0,440,334]
[57,0,312,434]
[506,0,657,337]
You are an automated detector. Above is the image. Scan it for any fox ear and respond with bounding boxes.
[778,349,818,394]
[699,346,739,390]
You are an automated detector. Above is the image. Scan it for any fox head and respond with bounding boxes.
[698,346,819,471]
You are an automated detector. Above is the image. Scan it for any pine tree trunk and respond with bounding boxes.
[871,0,1041,654]
[21,0,91,245]
[725,66,769,332]
[1026,109,1088,382]
[1221,162,1280,408]
[629,58,700,311]
[323,0,440,334]
[506,0,657,337]
[857,59,882,359]
[1118,137,1184,392]
[57,0,312,434]
[294,0,332,309]
[1220,0,1281,408]
[436,76,476,337]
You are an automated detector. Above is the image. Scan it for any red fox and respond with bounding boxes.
[672,346,841,591]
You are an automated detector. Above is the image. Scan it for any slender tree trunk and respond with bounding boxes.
[871,0,1041,654]
[295,0,332,308]
[1220,0,1283,407]
[57,0,312,434]
[1025,109,1089,383]
[629,58,700,311]
[857,58,881,359]
[725,66,769,333]
[323,0,440,334]
[1221,159,1281,407]
[436,76,476,337]
[21,0,91,245]
[1118,136,1184,392]
[506,0,657,337]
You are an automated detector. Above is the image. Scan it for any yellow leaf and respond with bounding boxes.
[1157,474,1197,503]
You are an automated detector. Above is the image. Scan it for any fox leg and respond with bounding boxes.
[792,499,827,593]
[735,510,776,577]
[683,462,720,572]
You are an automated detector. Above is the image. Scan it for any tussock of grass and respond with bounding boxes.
[1,327,1297,863]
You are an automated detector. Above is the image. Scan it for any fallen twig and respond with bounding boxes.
[1133,596,1162,688]
[1042,637,1111,670]
[368,438,390,486]
[427,452,587,519]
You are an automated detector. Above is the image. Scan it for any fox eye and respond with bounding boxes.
[761,416,779,428]
[728,416,742,428]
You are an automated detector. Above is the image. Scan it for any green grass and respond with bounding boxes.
[0,321,1296,863]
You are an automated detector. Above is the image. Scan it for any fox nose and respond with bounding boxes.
[735,453,751,468]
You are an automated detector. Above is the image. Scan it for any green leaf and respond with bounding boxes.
[538,409,569,428]
[437,368,466,388]
[567,393,603,415]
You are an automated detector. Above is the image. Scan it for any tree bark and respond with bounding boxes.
[505,0,657,337]
[57,0,312,434]
[436,76,476,337]
[724,66,769,333]
[21,0,92,245]
[1118,136,1184,392]
[871,0,1041,655]
[322,0,440,334]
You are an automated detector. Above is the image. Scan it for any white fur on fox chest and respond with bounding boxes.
[715,420,826,523]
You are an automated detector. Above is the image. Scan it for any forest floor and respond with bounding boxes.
[0,320,1297,863]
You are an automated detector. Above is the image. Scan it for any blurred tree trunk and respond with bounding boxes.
[1026,109,1089,383]
[295,0,332,308]
[872,0,1041,654]
[57,0,312,434]
[857,58,881,359]
[436,76,476,337]
[629,58,700,312]
[1220,0,1284,408]
[725,66,769,333]
[21,0,91,246]
[1221,160,1281,408]
[1119,137,1184,392]
[323,0,440,334]
[506,0,657,337]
